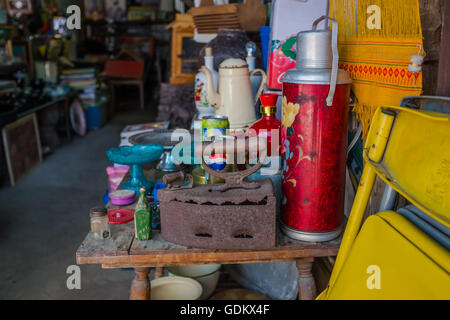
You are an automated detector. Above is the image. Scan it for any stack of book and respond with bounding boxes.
[60,68,97,106]
[127,6,158,21]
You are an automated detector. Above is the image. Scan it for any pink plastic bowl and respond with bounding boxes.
[109,189,136,206]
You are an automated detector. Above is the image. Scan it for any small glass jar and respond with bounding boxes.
[90,207,111,240]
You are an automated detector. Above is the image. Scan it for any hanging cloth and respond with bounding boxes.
[329,0,424,138]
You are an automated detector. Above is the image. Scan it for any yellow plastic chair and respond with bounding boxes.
[318,106,450,300]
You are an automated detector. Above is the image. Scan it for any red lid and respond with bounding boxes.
[259,94,278,107]
[108,209,135,224]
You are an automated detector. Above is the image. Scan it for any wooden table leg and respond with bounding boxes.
[296,257,316,300]
[64,97,72,142]
[109,82,116,120]
[129,267,151,300]
[154,267,164,279]
[139,82,145,110]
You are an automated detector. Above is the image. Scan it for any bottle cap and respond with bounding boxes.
[245,41,256,57]
[205,47,213,57]
[259,94,278,116]
[90,206,107,218]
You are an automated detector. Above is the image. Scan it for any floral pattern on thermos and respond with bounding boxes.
[281,83,350,233]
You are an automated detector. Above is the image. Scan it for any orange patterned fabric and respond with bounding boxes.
[330,0,424,138]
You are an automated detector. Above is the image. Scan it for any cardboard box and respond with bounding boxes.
[267,0,329,90]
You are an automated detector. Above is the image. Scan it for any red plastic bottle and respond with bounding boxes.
[249,94,282,158]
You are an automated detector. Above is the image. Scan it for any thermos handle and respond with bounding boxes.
[250,68,267,106]
[312,15,339,107]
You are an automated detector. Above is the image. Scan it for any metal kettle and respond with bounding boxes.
[200,58,266,129]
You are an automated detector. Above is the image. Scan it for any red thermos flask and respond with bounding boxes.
[280,16,352,242]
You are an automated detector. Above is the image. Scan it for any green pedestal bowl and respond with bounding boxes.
[106,144,164,194]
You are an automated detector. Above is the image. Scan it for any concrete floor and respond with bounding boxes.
[0,110,155,299]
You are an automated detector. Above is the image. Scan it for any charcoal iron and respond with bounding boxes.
[158,138,277,249]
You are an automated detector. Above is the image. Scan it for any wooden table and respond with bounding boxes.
[76,219,340,300]
[77,167,340,300]
[17,92,77,143]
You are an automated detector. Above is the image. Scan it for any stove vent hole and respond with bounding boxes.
[195,233,212,238]
[234,234,253,239]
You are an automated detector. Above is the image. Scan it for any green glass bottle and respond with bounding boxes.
[134,187,151,240]
[134,208,151,241]
[135,187,148,212]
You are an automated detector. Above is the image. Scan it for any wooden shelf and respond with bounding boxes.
[84,19,172,26]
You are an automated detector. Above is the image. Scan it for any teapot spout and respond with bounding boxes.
[200,66,222,110]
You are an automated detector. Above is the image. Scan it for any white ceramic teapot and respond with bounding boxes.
[194,47,217,119]
[200,58,266,129]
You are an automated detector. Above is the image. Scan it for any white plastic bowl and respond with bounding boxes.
[168,264,221,300]
[150,276,202,300]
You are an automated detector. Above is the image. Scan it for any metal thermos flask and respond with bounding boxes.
[281,16,352,242]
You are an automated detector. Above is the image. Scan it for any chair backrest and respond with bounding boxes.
[400,95,450,114]
[365,106,450,227]
[104,60,145,79]
[319,105,450,299]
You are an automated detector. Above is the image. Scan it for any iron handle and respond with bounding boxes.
[195,137,268,192]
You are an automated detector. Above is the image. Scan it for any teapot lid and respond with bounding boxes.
[220,58,248,69]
